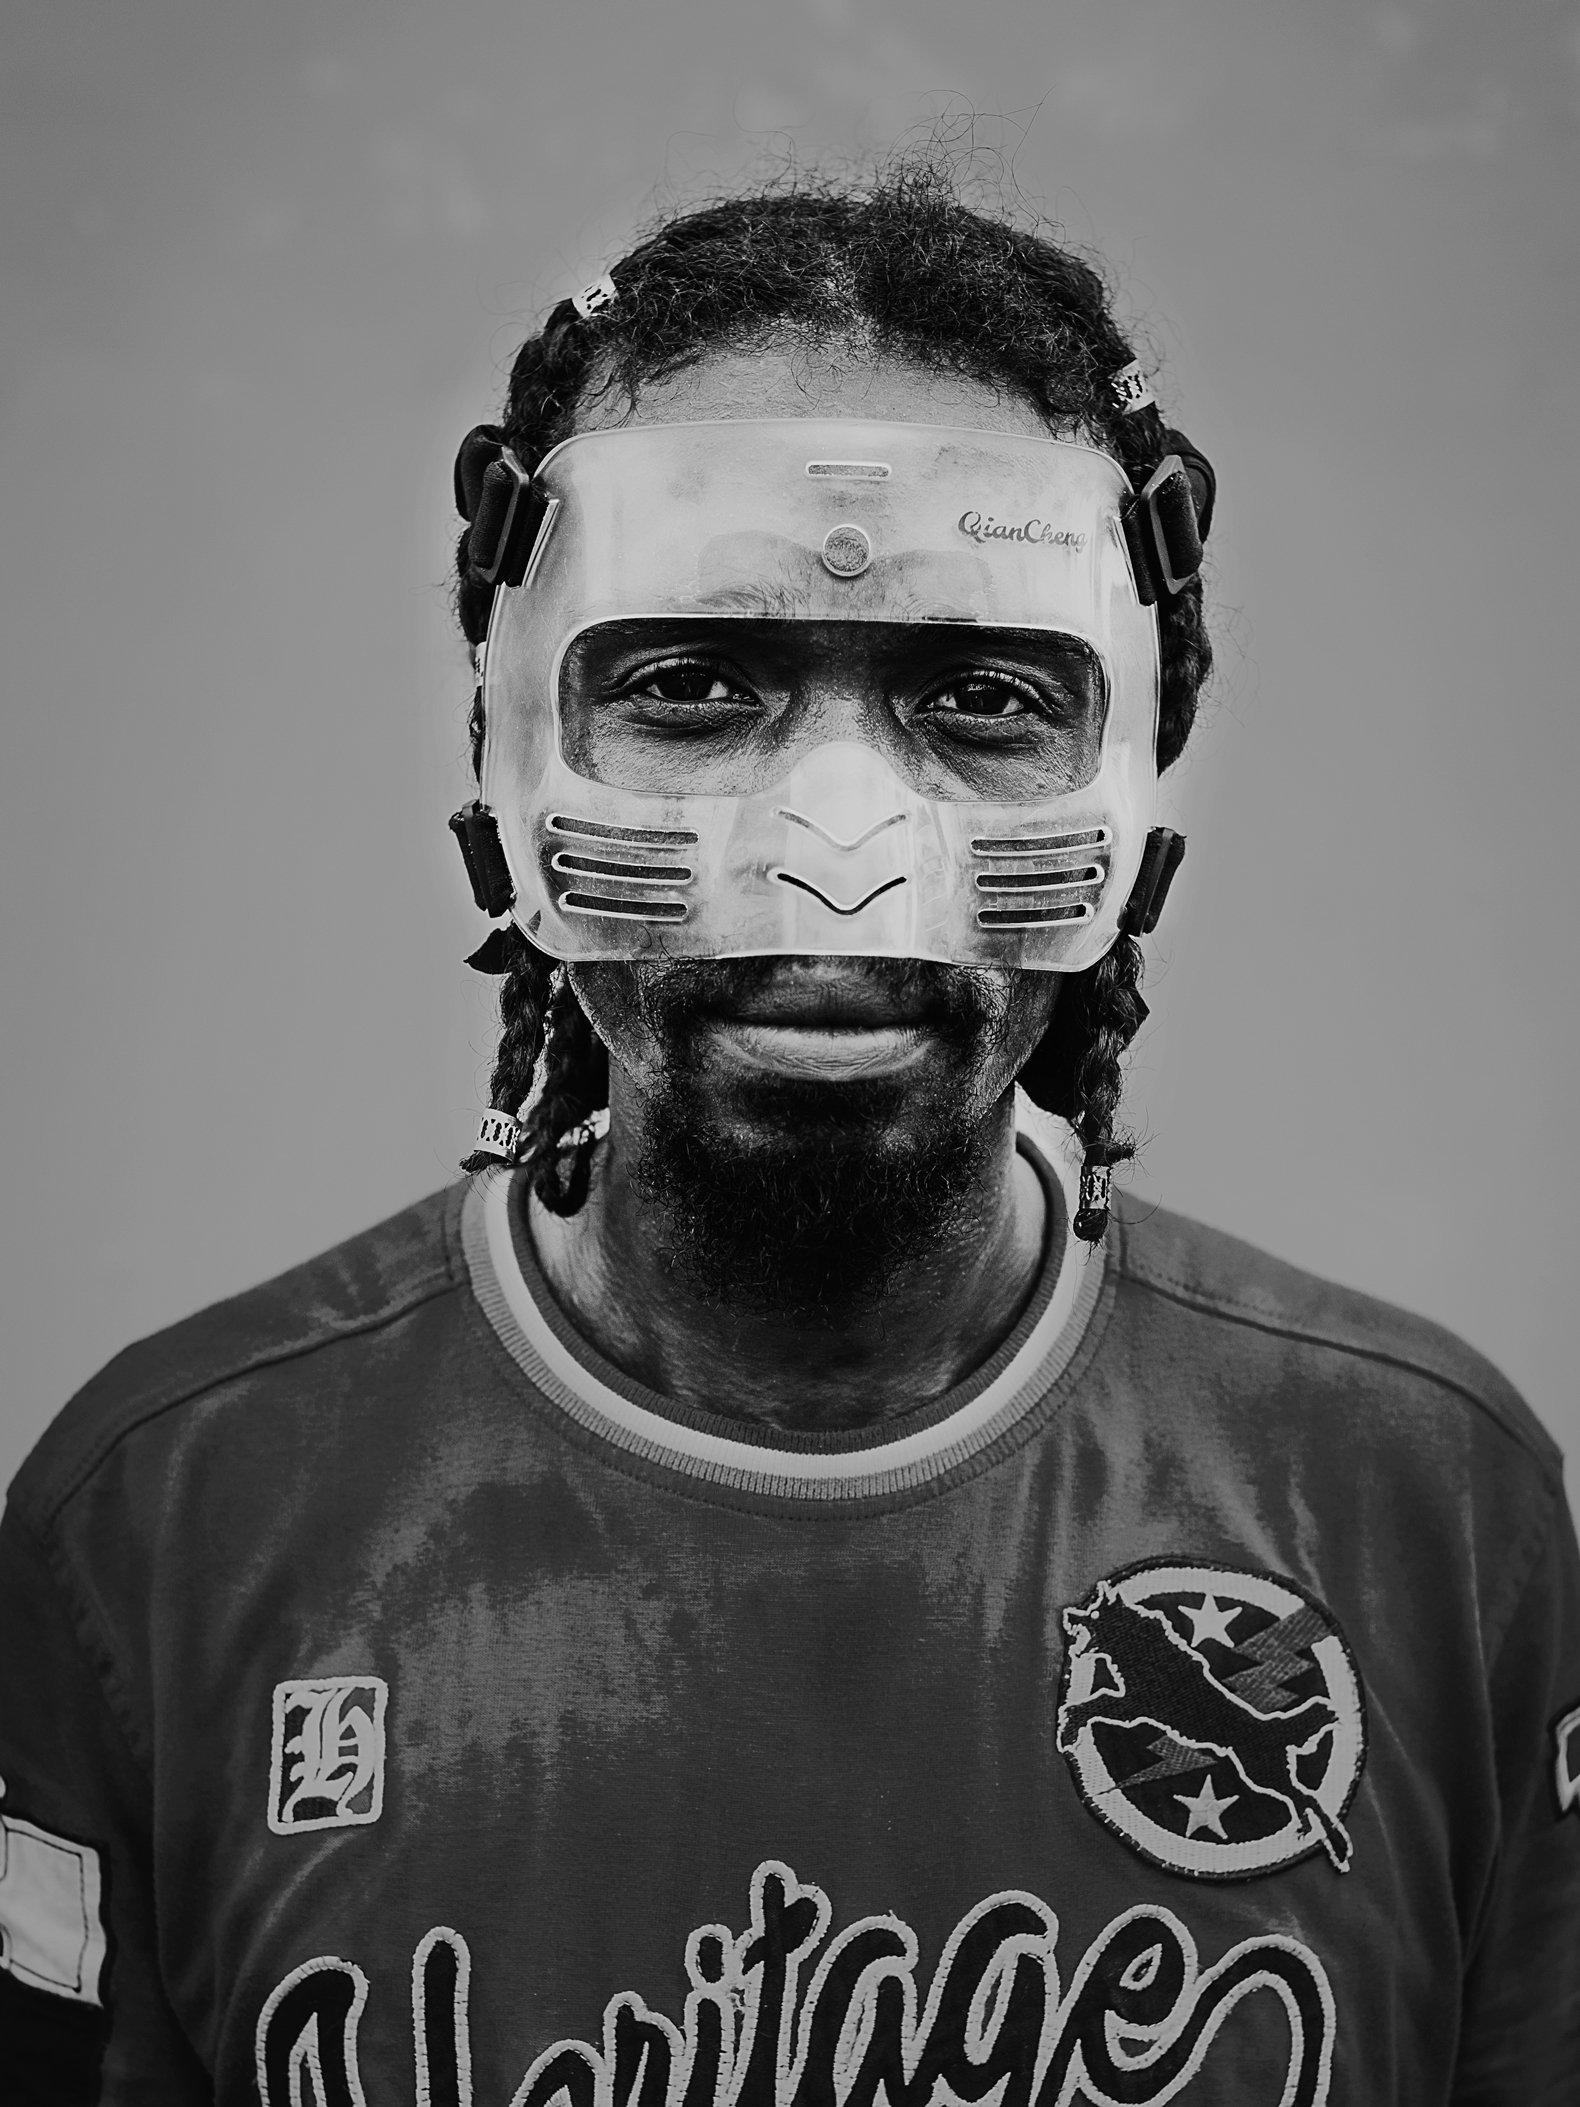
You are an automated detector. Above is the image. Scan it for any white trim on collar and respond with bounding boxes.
[462,1094,1105,1501]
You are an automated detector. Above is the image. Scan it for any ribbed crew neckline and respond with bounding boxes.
[461,1095,1107,1503]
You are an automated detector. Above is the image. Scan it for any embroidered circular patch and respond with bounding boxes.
[1056,1560,1366,1881]
[820,523,872,577]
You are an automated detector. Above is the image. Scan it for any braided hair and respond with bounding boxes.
[456,164,1212,1229]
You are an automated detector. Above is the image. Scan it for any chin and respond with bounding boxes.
[629,1066,995,1320]
[717,1067,922,1142]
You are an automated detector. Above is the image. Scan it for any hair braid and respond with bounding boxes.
[518,969,608,1215]
[459,938,559,1175]
[1016,932,1148,1240]
[1069,936,1147,1155]
[455,162,1214,1222]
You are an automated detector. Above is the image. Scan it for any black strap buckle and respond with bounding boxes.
[1120,437,1215,607]
[448,802,516,917]
[1119,827,1186,937]
[453,425,552,590]
[1122,456,1203,605]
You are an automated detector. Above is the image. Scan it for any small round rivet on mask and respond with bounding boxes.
[820,523,872,577]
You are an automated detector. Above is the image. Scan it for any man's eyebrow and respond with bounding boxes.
[688,585,817,618]
[877,625,1105,669]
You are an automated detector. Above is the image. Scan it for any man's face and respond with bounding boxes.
[561,343,1070,1312]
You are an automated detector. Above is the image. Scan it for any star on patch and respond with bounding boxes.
[1182,1593,1242,1648]
[1175,1775,1240,1839]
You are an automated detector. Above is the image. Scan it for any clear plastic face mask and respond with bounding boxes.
[480,420,1159,972]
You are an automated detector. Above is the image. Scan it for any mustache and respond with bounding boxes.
[637,955,1000,1036]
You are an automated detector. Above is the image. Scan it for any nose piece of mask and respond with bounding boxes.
[764,742,914,939]
[480,419,1164,973]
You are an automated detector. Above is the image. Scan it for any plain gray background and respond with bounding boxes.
[3,0,1576,1511]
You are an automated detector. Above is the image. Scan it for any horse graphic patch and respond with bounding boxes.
[268,1677,387,1834]
[1057,1561,1366,1881]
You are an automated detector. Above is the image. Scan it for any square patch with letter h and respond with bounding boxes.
[268,1676,388,1835]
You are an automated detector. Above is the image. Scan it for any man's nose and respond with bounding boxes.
[780,669,915,781]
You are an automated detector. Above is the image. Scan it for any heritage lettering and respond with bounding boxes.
[256,1860,1336,2107]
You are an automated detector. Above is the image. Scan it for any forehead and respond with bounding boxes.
[576,339,1067,444]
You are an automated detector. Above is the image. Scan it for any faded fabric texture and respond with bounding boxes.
[1,1135,1576,2103]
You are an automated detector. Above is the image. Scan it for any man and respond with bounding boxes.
[3,173,1576,2103]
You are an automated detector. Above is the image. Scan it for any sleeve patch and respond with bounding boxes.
[1552,1701,1580,1821]
[0,1808,107,2006]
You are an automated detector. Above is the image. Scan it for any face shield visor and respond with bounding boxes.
[478,419,1159,973]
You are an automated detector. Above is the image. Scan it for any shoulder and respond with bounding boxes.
[10,1182,472,1532]
[1110,1193,1561,1484]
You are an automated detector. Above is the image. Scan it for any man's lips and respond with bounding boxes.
[692,967,950,1080]
[702,1019,932,1081]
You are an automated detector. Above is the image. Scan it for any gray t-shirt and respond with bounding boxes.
[3,1119,1576,2102]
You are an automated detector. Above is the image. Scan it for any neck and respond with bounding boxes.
[526,1097,1051,1433]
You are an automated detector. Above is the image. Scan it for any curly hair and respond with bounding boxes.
[455,163,1212,1233]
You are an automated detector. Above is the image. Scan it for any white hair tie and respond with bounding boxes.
[572,272,618,319]
[1111,360,1156,414]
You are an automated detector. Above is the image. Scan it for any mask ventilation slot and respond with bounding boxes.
[776,807,906,851]
[547,813,699,923]
[548,815,699,846]
[805,459,891,480]
[560,894,689,922]
[769,870,909,916]
[970,825,1111,930]
[552,853,692,882]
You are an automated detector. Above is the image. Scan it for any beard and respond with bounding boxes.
[622,958,1006,1321]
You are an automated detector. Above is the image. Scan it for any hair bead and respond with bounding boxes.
[472,1109,527,1163]
[571,271,618,318]
[1111,359,1157,413]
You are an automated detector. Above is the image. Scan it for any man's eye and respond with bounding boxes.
[628,659,744,705]
[922,675,1043,720]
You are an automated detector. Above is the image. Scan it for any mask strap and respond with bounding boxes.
[449,802,515,918]
[453,426,554,589]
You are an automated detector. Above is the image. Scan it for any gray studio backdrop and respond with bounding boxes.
[4,0,1577,1508]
